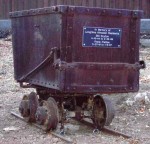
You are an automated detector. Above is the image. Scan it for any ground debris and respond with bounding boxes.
[3,126,20,132]
[134,92,150,104]
[125,98,134,106]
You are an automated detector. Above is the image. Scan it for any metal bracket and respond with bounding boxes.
[19,47,59,82]
[139,60,146,69]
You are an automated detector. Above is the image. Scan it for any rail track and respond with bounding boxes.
[11,111,131,144]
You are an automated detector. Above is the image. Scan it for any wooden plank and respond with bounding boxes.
[29,0,37,9]
[2,0,5,18]
[50,0,56,6]
[7,0,11,18]
[110,0,115,8]
[125,0,131,9]
[57,0,63,5]
[139,0,142,9]
[7,0,12,18]
[88,0,94,7]
[115,0,120,8]
[3,0,6,18]
[44,0,49,7]
[122,0,128,9]
[103,0,110,8]
[95,0,102,7]
[118,0,124,9]
[81,0,87,6]
[63,0,68,5]
[92,0,96,7]
[0,0,150,19]
[134,0,140,10]
[142,0,148,17]
[66,0,73,5]
[17,0,25,10]
[11,0,15,11]
[0,0,3,18]
[6,0,10,18]
[147,0,150,18]
[74,0,82,6]
[24,0,29,10]
[14,0,19,10]
[82,0,89,6]
[37,0,44,8]
[0,0,2,18]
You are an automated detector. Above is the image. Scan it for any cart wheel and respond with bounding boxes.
[19,92,39,122]
[92,95,115,129]
[35,97,59,131]
[19,95,30,117]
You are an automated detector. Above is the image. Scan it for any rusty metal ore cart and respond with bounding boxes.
[10,5,145,132]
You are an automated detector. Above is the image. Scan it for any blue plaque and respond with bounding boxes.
[82,27,122,48]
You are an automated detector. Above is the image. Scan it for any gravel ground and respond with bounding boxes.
[0,39,149,144]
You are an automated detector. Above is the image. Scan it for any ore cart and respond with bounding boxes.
[10,5,145,131]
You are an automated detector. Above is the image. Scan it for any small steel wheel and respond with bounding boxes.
[35,105,48,125]
[35,97,59,131]
[19,92,39,122]
[92,95,115,129]
[19,95,30,117]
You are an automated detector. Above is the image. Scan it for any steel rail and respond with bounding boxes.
[74,119,131,139]
[11,111,131,143]
[11,112,73,143]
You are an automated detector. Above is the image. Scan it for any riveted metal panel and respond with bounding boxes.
[64,6,142,93]
[11,7,65,90]
[10,5,143,94]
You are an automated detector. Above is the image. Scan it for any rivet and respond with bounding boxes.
[118,11,121,15]
[45,9,48,12]
[132,47,135,50]
[102,10,106,14]
[71,8,74,11]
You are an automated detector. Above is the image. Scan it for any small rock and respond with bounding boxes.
[134,92,150,104]
[52,138,59,143]
[145,95,150,104]
[125,98,134,106]
[65,123,80,134]
[57,142,63,144]
[146,125,149,128]
[3,126,20,132]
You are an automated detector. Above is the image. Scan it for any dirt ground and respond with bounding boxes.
[0,39,149,144]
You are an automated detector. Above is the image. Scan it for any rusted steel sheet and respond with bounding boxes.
[0,0,150,19]
[10,6,143,94]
